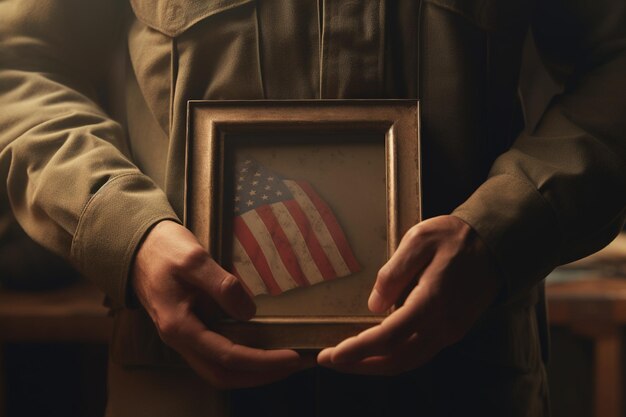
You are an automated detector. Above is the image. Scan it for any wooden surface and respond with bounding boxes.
[0,275,625,417]
[0,282,112,417]
[0,282,112,343]
[547,276,626,417]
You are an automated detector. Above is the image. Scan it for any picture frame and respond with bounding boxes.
[185,100,421,349]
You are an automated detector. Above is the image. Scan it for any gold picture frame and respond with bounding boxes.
[185,100,420,349]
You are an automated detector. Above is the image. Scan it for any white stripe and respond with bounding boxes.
[283,180,351,276]
[270,202,324,285]
[241,210,299,292]
[232,238,268,296]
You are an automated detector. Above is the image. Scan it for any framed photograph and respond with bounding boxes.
[185,100,420,349]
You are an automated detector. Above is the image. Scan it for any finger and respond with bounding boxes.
[318,333,422,374]
[173,310,305,373]
[325,282,435,364]
[369,225,434,313]
[182,347,310,390]
[182,253,256,321]
[319,333,441,376]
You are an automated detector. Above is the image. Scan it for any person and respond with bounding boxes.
[1,0,625,416]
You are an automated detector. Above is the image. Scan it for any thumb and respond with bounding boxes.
[185,255,257,321]
[159,221,257,321]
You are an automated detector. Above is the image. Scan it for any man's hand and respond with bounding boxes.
[317,215,501,375]
[132,220,311,389]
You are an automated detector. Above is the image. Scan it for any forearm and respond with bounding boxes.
[0,0,179,306]
[454,0,626,301]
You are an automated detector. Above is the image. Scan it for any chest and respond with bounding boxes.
[127,0,529,101]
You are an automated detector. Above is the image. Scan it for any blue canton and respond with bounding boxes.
[234,158,293,214]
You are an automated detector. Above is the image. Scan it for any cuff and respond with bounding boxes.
[71,173,180,308]
[452,174,561,303]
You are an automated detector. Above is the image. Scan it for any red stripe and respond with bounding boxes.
[283,199,338,280]
[295,181,361,273]
[230,264,256,298]
[233,216,282,295]
[256,205,310,288]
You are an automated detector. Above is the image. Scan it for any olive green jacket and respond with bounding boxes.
[1,0,625,399]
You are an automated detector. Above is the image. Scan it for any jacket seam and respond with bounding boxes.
[475,171,564,260]
[71,172,145,269]
[488,171,559,221]
[128,0,254,37]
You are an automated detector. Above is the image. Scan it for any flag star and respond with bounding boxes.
[236,185,242,191]
[261,194,269,200]
[241,167,248,173]
[264,185,271,190]
[254,172,261,177]
[246,200,254,206]
[249,190,257,196]
[245,160,252,164]
[238,176,244,182]
[252,180,259,186]
[267,176,274,181]
[275,191,283,196]
[235,196,240,202]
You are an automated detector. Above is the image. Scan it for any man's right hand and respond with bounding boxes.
[132,220,310,389]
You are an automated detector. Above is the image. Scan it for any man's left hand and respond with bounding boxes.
[317,215,501,375]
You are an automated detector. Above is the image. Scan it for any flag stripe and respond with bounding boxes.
[282,199,338,280]
[233,216,282,295]
[241,210,299,292]
[271,202,325,285]
[231,239,268,296]
[255,205,310,288]
[284,180,352,276]
[295,180,361,273]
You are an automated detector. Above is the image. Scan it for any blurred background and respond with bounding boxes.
[0,35,624,417]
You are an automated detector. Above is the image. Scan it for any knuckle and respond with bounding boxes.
[156,316,181,343]
[375,267,398,296]
[215,349,237,369]
[219,273,241,298]
[376,266,391,285]
[404,225,422,243]
[174,246,209,274]
[412,220,441,240]
[158,325,178,343]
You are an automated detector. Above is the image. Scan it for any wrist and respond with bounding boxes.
[129,219,181,309]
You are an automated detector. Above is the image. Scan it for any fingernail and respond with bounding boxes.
[331,352,350,365]
[317,349,332,364]
[368,289,386,313]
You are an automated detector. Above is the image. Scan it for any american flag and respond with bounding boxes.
[229,158,360,296]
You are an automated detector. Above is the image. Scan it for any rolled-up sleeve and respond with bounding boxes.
[0,0,179,307]
[453,0,626,301]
